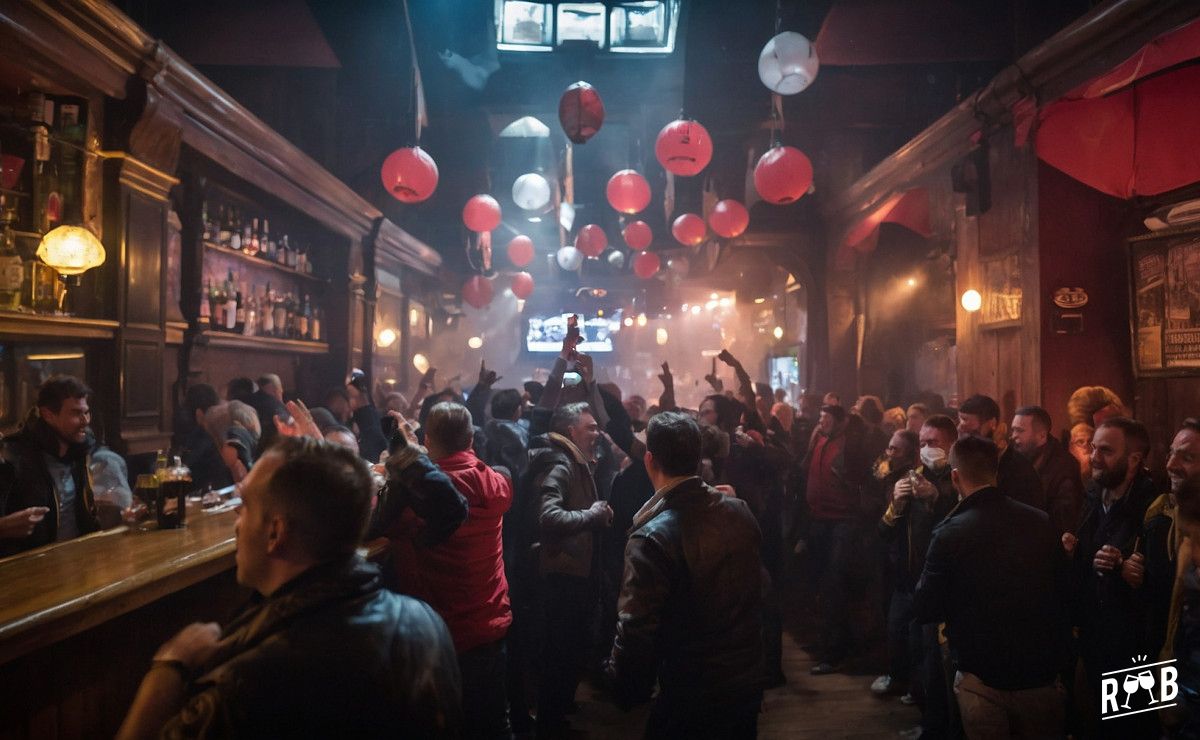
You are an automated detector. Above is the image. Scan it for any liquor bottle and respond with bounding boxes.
[242,286,257,336]
[286,241,298,270]
[200,200,212,242]
[285,293,297,338]
[223,270,237,331]
[297,293,310,339]
[229,208,242,251]
[272,288,287,337]
[277,235,289,266]
[261,283,275,337]
[243,218,256,256]
[210,276,225,329]
[234,282,246,333]
[0,210,24,310]
[217,205,232,246]
[198,278,212,329]
[260,219,271,261]
[57,102,84,224]
[295,244,306,274]
[310,305,322,342]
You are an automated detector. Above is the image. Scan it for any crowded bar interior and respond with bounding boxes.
[1,0,1200,737]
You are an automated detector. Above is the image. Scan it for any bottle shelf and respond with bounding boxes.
[0,311,117,340]
[202,241,326,286]
[197,330,328,355]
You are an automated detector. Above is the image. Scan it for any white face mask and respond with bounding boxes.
[921,445,948,470]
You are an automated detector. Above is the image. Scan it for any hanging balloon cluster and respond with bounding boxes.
[753,23,819,204]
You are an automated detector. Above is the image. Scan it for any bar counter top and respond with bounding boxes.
[0,506,239,666]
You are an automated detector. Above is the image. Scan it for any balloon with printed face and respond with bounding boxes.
[556,245,584,271]
[606,169,651,214]
[380,147,439,203]
[655,119,713,176]
[607,251,625,269]
[622,220,652,251]
[575,224,608,258]
[462,275,494,309]
[512,173,551,211]
[463,194,502,232]
[758,32,819,95]
[506,235,535,267]
[633,251,661,279]
[511,271,534,300]
[671,213,707,246]
[708,199,750,238]
[558,81,605,144]
[753,146,814,205]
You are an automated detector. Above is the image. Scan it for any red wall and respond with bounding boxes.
[1037,161,1135,436]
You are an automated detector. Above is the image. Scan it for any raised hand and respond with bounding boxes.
[717,349,740,368]
[477,359,501,387]
[419,367,437,391]
[274,399,323,439]
[658,362,673,388]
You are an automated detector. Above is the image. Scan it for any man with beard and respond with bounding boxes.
[881,415,961,738]
[1139,419,1200,660]
[1064,416,1157,737]
[0,376,105,555]
[957,394,1045,513]
[1010,405,1085,537]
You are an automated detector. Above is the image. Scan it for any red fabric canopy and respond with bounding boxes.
[836,188,931,269]
[1035,19,1200,199]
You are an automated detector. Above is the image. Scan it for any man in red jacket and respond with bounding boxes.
[389,401,514,738]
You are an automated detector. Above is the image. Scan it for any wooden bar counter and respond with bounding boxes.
[0,505,246,740]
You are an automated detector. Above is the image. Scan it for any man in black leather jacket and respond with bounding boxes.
[604,411,764,739]
[118,436,462,739]
[0,376,102,556]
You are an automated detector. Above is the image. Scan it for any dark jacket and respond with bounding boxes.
[879,463,957,593]
[0,414,101,555]
[1175,564,1200,737]
[369,446,469,549]
[605,477,764,712]
[247,389,286,454]
[1142,493,1179,659]
[998,444,1046,513]
[483,418,530,484]
[533,433,604,579]
[1028,436,1085,536]
[1070,470,1158,677]
[179,423,232,494]
[914,486,1069,690]
[161,557,462,739]
[352,404,389,464]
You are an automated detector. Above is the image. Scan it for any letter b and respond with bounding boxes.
[1161,666,1179,703]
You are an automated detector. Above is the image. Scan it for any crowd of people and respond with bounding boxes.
[2,342,1200,739]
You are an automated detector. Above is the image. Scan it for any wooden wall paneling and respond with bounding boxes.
[824,266,860,402]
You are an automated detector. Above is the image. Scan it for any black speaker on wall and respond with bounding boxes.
[952,142,992,216]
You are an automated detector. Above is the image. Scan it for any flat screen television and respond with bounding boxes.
[525,311,621,353]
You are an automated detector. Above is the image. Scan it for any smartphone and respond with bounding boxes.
[566,314,581,345]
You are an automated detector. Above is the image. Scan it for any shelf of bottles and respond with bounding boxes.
[195,189,327,351]
[0,90,89,318]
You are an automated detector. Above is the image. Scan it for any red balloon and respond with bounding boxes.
[708,199,750,238]
[633,252,661,279]
[671,213,707,246]
[575,224,608,258]
[380,146,439,203]
[462,275,494,309]
[606,169,651,214]
[558,81,605,145]
[506,235,535,267]
[462,194,502,232]
[623,220,652,251]
[753,146,814,205]
[655,119,713,176]
[510,271,535,299]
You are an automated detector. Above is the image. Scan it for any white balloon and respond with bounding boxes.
[607,251,625,269]
[758,31,819,95]
[556,245,583,271]
[512,172,552,211]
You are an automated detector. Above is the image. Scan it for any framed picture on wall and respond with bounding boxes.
[1128,226,1200,377]
[979,253,1023,329]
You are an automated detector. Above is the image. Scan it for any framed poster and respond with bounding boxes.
[1128,227,1200,376]
[980,253,1022,329]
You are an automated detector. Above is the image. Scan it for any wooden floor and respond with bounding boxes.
[563,634,921,739]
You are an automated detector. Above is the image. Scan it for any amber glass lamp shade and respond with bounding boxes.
[37,226,105,276]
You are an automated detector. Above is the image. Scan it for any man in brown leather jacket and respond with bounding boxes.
[604,411,764,739]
